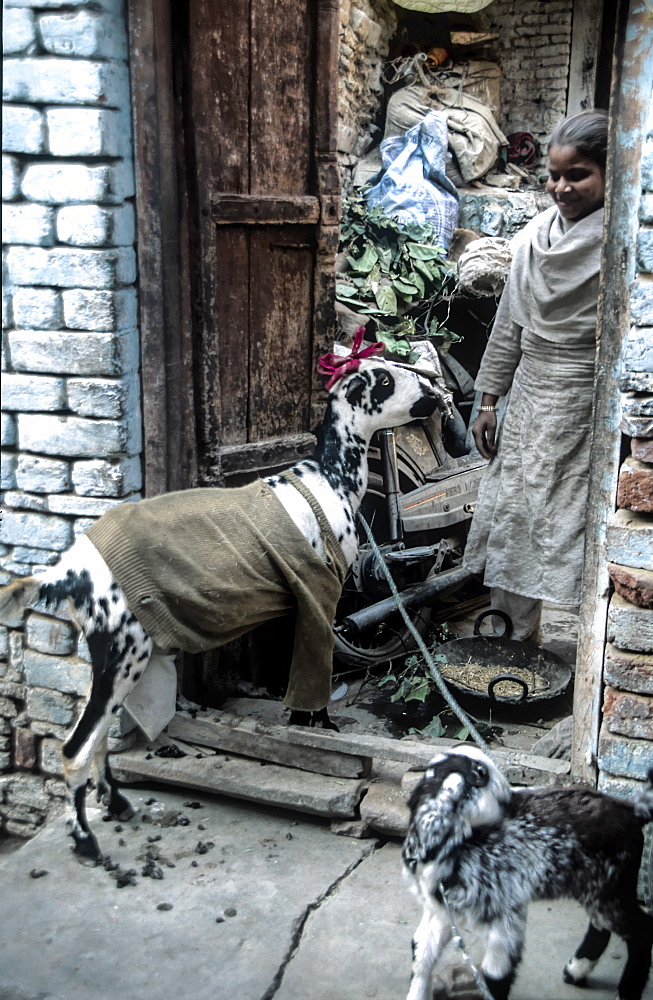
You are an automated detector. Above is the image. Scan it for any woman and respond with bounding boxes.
[463,110,608,641]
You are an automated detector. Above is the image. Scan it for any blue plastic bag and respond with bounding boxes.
[365,110,459,249]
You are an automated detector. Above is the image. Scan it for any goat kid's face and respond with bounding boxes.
[409,747,512,831]
[334,360,438,432]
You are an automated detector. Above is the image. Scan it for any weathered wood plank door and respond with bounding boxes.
[183,0,340,485]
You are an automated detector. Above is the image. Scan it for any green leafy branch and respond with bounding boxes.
[375,623,500,743]
[336,191,460,359]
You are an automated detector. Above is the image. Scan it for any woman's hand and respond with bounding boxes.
[473,411,497,459]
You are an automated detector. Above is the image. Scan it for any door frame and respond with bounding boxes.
[571,0,653,784]
[126,0,341,497]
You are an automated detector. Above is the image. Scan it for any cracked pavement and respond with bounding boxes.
[0,787,407,1000]
[0,786,629,1000]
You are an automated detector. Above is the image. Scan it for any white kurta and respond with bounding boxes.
[463,206,603,605]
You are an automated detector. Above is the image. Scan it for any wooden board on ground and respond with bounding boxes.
[166,710,571,786]
[111,744,366,819]
[167,710,371,778]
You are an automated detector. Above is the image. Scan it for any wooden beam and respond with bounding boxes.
[167,711,570,786]
[567,0,603,115]
[212,194,320,225]
[112,746,366,819]
[168,712,372,778]
[126,0,197,496]
[572,0,653,784]
[218,432,316,477]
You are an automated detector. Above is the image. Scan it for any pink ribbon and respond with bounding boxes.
[317,326,385,390]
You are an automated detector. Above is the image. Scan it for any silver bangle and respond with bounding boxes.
[479,405,497,412]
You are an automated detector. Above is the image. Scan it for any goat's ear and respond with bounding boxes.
[344,373,367,407]
[405,764,428,774]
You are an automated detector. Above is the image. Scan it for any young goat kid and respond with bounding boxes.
[1,353,440,863]
[403,745,653,1000]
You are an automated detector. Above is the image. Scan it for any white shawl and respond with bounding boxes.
[508,204,604,344]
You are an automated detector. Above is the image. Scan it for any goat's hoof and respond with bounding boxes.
[111,798,136,822]
[71,831,102,866]
[289,708,339,731]
[563,956,594,986]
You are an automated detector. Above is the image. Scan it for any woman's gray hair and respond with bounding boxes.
[549,109,609,168]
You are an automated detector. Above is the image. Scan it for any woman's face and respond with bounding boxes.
[546,144,605,221]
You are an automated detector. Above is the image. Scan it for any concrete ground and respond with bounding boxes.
[0,785,636,1000]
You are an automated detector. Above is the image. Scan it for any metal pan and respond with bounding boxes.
[435,610,572,704]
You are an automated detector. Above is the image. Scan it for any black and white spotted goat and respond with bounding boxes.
[0,351,441,863]
[403,745,653,1000]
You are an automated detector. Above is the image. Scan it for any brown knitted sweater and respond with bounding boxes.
[86,479,347,711]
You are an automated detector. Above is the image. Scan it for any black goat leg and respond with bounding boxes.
[563,921,611,985]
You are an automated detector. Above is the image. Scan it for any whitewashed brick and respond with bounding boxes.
[73,518,95,537]
[39,738,63,778]
[25,613,75,657]
[3,490,48,512]
[3,58,128,108]
[643,141,653,192]
[62,288,137,332]
[2,203,55,246]
[12,287,62,329]
[72,456,141,497]
[25,651,90,695]
[26,687,75,727]
[21,161,134,206]
[641,193,653,225]
[623,326,653,373]
[2,373,66,411]
[1,452,17,490]
[637,229,653,273]
[0,558,32,577]
[6,246,137,289]
[2,104,45,153]
[1,414,17,447]
[18,412,140,458]
[8,328,140,376]
[11,547,61,565]
[7,0,123,10]
[66,374,138,418]
[56,203,134,247]
[47,494,123,516]
[2,154,21,200]
[1,509,72,551]
[38,10,127,61]
[16,454,70,493]
[46,106,130,158]
[7,631,25,668]
[3,284,14,328]
[3,8,37,54]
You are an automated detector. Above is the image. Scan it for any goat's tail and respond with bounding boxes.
[0,576,42,623]
[634,768,653,824]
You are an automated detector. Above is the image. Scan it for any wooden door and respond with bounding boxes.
[183,0,340,484]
